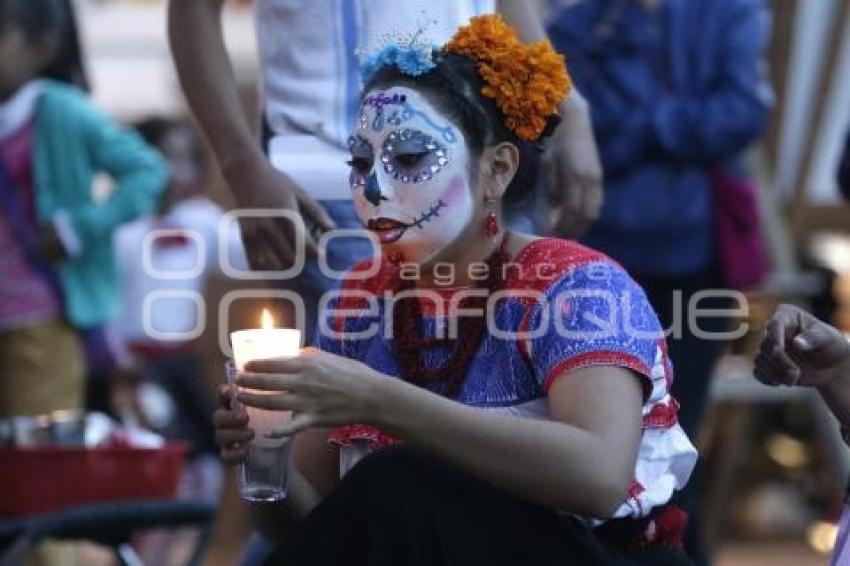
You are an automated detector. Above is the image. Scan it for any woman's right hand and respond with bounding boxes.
[213,385,254,465]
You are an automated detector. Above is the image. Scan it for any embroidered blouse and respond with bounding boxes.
[319,237,697,521]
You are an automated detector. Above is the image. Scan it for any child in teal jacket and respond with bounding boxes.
[0,0,167,417]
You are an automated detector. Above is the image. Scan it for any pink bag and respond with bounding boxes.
[709,167,769,289]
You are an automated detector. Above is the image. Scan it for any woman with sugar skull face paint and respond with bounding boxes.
[214,15,697,565]
[348,87,475,265]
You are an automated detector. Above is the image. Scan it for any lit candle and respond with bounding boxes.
[231,309,302,371]
[229,310,301,447]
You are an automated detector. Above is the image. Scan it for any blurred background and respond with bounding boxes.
[3,0,850,564]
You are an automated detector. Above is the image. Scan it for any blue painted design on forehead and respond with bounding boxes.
[364,92,407,115]
[364,97,457,145]
[406,104,457,144]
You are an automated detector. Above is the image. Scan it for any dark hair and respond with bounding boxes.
[364,52,556,206]
[134,116,207,166]
[0,0,89,89]
[134,117,182,149]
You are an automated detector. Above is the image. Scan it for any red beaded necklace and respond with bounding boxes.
[392,234,512,399]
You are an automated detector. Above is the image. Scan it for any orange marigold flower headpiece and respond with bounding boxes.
[445,14,571,141]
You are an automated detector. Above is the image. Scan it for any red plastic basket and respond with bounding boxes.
[0,443,186,517]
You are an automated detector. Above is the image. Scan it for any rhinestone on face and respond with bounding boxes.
[379,128,449,184]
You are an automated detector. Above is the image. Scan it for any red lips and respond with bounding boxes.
[367,217,408,244]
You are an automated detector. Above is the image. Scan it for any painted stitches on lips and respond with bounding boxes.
[411,199,448,228]
[367,200,447,244]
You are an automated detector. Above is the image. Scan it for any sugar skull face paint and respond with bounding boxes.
[348,87,474,264]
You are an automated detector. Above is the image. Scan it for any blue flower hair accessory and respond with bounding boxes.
[359,29,438,84]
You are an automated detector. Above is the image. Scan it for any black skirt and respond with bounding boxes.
[265,447,693,566]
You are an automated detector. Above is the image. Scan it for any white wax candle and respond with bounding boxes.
[231,329,302,371]
[230,310,302,446]
[231,308,301,371]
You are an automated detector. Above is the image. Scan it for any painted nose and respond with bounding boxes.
[364,173,387,206]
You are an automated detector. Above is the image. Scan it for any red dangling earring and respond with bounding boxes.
[485,212,499,238]
[485,199,500,238]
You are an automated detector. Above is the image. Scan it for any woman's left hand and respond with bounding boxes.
[236,347,386,438]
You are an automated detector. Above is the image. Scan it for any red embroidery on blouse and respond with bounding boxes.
[506,238,611,292]
[642,399,681,429]
[627,480,646,517]
[638,506,688,549]
[328,424,401,450]
[543,351,652,392]
[339,238,612,301]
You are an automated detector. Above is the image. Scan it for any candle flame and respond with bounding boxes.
[261,309,275,329]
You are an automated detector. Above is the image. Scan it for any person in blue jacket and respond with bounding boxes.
[0,0,167,419]
[546,0,772,562]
